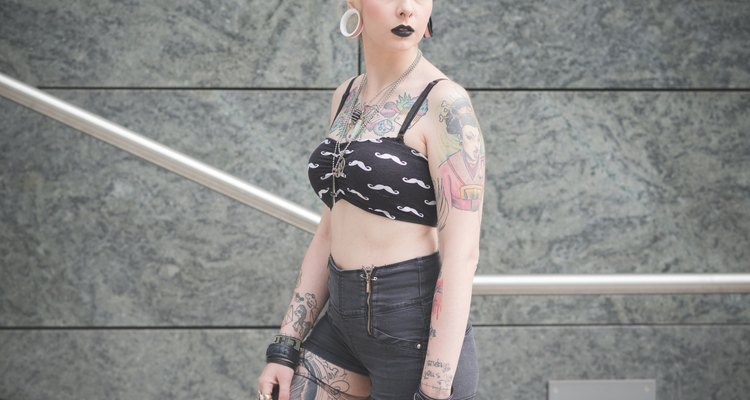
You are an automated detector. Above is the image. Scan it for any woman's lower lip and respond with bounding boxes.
[391,30,414,37]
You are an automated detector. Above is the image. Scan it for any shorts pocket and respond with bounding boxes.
[371,301,430,356]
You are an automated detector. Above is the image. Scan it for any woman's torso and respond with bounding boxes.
[310,75,446,270]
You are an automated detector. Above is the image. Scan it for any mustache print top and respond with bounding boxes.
[307,77,447,227]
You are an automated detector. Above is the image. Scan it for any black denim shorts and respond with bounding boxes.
[302,251,479,400]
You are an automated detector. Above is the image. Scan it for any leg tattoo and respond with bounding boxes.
[290,349,371,400]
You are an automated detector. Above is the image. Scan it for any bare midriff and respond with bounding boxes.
[329,199,438,270]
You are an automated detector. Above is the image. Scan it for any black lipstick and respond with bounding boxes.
[391,24,414,37]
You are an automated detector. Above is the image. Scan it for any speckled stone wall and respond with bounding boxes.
[1,0,749,399]
[2,327,749,400]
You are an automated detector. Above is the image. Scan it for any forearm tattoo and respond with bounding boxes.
[280,291,319,339]
[435,93,485,231]
[429,267,444,340]
[421,353,455,394]
[431,274,444,321]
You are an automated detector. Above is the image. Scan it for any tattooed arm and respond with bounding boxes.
[278,191,334,341]
[276,75,357,339]
[258,79,354,399]
[259,222,331,400]
[420,82,485,398]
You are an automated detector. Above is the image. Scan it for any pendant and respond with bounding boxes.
[333,155,346,178]
[351,119,364,139]
[351,106,362,123]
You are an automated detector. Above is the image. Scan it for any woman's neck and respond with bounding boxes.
[360,43,421,98]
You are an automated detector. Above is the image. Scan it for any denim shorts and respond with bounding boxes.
[302,251,479,400]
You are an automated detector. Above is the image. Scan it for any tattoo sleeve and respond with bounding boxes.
[421,352,455,394]
[421,87,484,398]
[280,291,320,339]
[435,92,485,230]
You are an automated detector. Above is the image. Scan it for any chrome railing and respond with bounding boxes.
[473,273,750,295]
[3,71,750,296]
[0,72,320,234]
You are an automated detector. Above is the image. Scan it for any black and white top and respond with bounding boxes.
[307,78,446,227]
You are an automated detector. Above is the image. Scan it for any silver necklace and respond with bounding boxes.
[351,78,395,123]
[330,49,422,199]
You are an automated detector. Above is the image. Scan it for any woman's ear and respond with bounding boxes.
[424,17,433,38]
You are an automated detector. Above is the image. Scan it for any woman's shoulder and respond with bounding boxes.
[428,78,479,123]
[423,78,475,124]
[327,74,362,124]
[422,78,480,138]
[329,74,362,105]
[333,74,362,98]
[428,77,470,103]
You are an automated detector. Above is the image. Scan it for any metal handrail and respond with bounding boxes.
[473,273,750,295]
[0,72,320,234]
[3,71,750,296]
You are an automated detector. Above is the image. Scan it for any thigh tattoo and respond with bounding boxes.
[290,349,371,400]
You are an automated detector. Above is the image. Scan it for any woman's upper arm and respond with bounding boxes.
[425,81,485,267]
[315,204,333,240]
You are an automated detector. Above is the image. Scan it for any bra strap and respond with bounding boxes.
[397,78,448,140]
[330,76,358,128]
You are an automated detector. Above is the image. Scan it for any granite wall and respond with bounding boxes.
[1,0,749,399]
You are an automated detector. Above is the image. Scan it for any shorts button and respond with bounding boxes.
[416,343,422,349]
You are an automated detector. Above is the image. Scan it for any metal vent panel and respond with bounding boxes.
[549,379,656,400]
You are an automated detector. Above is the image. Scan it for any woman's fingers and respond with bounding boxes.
[258,363,294,400]
[257,377,276,398]
[257,366,278,397]
[276,367,294,400]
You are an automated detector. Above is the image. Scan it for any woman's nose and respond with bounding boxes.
[396,0,415,18]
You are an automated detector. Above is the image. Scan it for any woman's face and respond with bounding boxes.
[354,0,433,50]
[461,125,481,163]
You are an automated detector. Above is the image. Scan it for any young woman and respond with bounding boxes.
[257,1,485,399]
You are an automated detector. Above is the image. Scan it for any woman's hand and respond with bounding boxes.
[257,362,294,400]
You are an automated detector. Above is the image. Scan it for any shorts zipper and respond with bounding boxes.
[361,265,377,336]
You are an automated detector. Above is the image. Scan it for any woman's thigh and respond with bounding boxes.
[291,348,372,400]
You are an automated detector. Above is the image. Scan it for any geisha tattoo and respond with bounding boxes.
[435,93,485,231]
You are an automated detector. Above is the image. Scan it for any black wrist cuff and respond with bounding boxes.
[272,334,303,351]
[265,342,301,370]
[266,356,297,370]
[414,387,453,400]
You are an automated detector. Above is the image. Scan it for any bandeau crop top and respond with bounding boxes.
[307,77,446,226]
